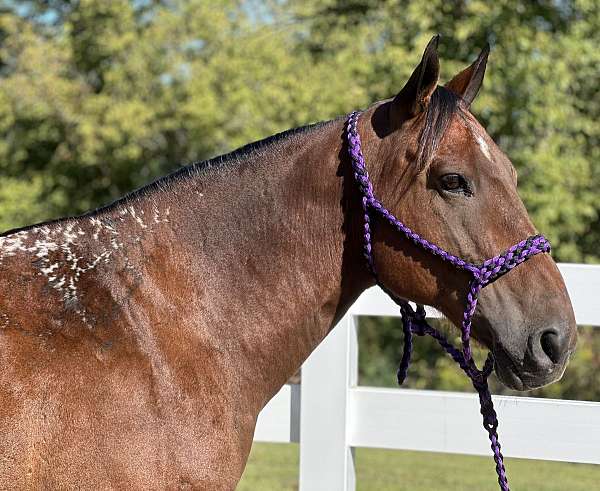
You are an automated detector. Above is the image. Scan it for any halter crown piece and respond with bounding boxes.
[346,111,552,491]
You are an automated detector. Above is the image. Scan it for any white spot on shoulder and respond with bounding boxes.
[2,204,171,324]
[152,205,170,224]
[41,263,59,275]
[128,205,147,229]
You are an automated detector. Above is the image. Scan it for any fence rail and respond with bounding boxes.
[253,263,600,490]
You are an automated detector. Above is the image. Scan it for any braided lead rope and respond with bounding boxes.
[397,303,508,489]
[346,111,551,491]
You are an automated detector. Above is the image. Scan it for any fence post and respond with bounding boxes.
[299,314,358,491]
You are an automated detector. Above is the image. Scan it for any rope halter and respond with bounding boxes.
[346,111,551,491]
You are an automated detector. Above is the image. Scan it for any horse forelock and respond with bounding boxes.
[415,85,466,171]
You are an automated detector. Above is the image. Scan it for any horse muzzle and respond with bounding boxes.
[493,325,576,391]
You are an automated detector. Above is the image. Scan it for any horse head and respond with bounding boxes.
[357,36,576,390]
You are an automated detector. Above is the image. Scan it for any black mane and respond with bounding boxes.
[1,90,461,238]
[113,118,334,204]
[0,119,334,237]
[416,85,464,170]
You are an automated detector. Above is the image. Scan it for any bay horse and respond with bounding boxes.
[0,37,576,489]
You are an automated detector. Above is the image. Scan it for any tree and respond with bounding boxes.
[0,0,362,229]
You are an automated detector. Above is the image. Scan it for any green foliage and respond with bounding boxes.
[0,2,597,399]
[289,0,599,262]
[359,317,600,401]
[0,0,363,224]
[359,316,496,392]
[0,175,48,231]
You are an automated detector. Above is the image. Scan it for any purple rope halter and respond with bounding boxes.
[346,111,551,491]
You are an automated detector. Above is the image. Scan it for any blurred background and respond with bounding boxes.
[0,0,598,489]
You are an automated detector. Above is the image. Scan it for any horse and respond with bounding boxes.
[0,37,576,489]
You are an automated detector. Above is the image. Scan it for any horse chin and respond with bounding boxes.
[493,354,526,391]
[493,346,568,391]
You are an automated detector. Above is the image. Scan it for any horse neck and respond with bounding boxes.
[128,118,373,407]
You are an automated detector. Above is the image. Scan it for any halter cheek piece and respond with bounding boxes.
[346,111,551,491]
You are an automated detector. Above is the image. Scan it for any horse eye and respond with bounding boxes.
[439,173,471,195]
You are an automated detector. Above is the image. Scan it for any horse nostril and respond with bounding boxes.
[540,330,563,364]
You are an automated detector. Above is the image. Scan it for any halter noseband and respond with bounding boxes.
[346,111,551,491]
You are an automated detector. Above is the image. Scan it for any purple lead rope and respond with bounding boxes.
[346,111,551,491]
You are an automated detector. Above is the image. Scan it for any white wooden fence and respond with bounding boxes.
[252,263,600,490]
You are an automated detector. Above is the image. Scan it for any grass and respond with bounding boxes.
[239,443,600,490]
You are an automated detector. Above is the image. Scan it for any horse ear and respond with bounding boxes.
[445,44,490,107]
[391,35,440,122]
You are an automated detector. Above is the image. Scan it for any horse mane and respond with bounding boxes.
[0,119,336,237]
[1,91,460,238]
[98,118,337,207]
[416,85,464,171]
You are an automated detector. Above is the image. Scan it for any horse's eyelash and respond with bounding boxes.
[462,177,474,196]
